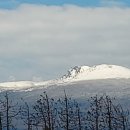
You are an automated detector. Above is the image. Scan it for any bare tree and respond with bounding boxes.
[86,95,105,130]
[20,99,33,130]
[102,95,124,130]
[33,92,57,130]
[86,95,130,130]
[0,112,2,130]
[73,101,84,130]
[0,92,19,130]
[104,96,114,130]
[57,91,79,130]
[113,104,130,130]
[0,90,130,130]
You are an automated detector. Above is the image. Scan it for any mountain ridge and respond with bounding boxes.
[0,64,130,91]
[61,64,130,81]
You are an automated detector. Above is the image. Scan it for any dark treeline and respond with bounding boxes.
[0,91,130,130]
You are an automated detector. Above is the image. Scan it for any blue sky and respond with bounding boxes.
[0,0,130,9]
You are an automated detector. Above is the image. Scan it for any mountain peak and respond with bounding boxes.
[61,64,130,81]
[0,64,130,91]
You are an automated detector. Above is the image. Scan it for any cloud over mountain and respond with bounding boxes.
[0,4,130,81]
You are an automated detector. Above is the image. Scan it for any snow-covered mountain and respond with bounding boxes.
[0,64,130,92]
[0,65,129,130]
[61,64,130,81]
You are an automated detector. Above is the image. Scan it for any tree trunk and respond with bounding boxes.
[6,93,9,130]
[65,93,69,130]
[0,112,2,130]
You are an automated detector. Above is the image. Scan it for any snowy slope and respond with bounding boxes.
[0,80,58,91]
[62,64,130,81]
[0,64,130,91]
[0,65,129,130]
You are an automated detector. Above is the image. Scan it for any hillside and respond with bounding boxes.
[0,64,130,92]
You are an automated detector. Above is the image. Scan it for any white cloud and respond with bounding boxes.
[0,4,130,81]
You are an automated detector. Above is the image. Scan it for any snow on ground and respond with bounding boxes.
[0,64,130,91]
[0,80,55,91]
[62,64,130,81]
